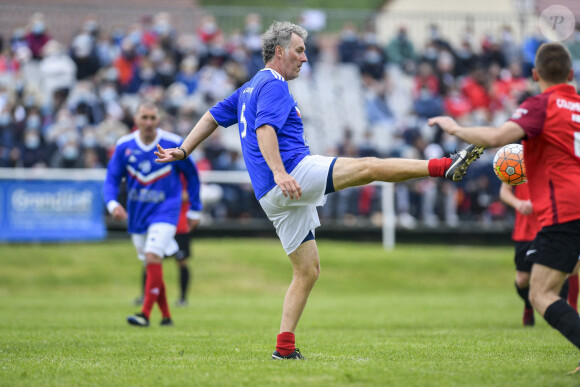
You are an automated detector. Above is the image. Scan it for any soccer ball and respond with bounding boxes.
[493,144,526,185]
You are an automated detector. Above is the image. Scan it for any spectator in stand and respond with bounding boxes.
[114,38,141,93]
[481,33,506,69]
[413,61,443,118]
[521,29,545,77]
[20,112,51,168]
[338,22,361,64]
[385,26,415,72]
[25,13,51,60]
[444,81,472,119]
[175,56,199,95]
[0,44,20,75]
[499,25,520,67]
[244,13,264,77]
[461,65,491,113]
[454,38,479,77]
[38,40,77,107]
[359,44,386,80]
[197,15,222,46]
[70,32,101,80]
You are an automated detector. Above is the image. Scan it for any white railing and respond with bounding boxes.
[0,167,396,250]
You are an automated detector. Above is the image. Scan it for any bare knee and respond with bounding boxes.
[294,260,320,284]
[515,272,530,289]
[145,253,163,266]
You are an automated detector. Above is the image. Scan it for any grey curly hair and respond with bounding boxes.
[261,21,308,64]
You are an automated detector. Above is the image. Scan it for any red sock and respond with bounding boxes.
[569,274,579,312]
[428,157,452,177]
[142,263,163,319]
[276,332,296,356]
[157,282,171,318]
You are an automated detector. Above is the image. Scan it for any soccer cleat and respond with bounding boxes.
[445,144,485,181]
[522,307,535,326]
[160,317,174,326]
[272,348,305,360]
[127,312,149,327]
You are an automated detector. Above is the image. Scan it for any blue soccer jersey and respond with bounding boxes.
[209,68,310,199]
[104,129,202,234]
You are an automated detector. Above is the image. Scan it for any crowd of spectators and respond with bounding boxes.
[1,11,579,228]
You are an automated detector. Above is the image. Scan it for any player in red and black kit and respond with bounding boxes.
[500,182,541,326]
[500,182,572,326]
[430,42,580,372]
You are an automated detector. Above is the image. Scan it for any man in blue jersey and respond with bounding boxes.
[104,100,202,327]
[155,21,482,358]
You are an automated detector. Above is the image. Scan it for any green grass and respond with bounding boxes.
[0,239,578,386]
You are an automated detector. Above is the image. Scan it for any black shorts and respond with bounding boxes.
[174,233,192,260]
[514,241,533,273]
[526,219,580,273]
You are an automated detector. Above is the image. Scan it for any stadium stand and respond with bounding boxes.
[0,2,576,232]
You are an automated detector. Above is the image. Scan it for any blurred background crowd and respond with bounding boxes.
[0,7,579,229]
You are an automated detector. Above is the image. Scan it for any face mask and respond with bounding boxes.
[82,134,98,148]
[149,49,165,63]
[100,88,117,102]
[75,115,88,128]
[25,134,40,149]
[62,145,79,160]
[364,51,381,64]
[128,31,141,45]
[0,113,12,126]
[32,21,46,35]
[154,22,170,35]
[140,68,155,80]
[26,115,41,130]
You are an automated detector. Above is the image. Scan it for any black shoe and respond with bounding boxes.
[272,349,305,360]
[175,298,188,307]
[160,317,174,326]
[445,144,485,181]
[127,312,149,327]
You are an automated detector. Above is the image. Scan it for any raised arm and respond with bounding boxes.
[155,111,219,163]
[256,124,302,200]
[428,116,526,148]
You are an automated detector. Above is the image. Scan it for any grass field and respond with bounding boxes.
[0,238,578,386]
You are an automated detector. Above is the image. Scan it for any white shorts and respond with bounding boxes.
[259,155,335,255]
[131,222,179,261]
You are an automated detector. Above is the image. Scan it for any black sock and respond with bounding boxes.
[515,282,532,309]
[544,299,580,350]
[179,266,190,301]
[560,278,570,300]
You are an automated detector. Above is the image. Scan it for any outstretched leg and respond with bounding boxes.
[332,145,484,191]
